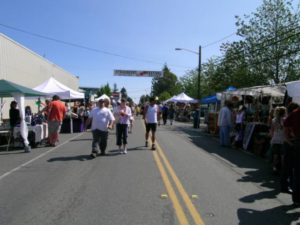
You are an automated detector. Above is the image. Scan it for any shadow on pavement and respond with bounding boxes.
[237,205,300,225]
[238,169,280,203]
[175,125,269,170]
[70,138,93,142]
[173,123,300,223]
[109,146,147,154]
[175,124,281,185]
[128,146,148,152]
[47,154,93,162]
[0,150,25,155]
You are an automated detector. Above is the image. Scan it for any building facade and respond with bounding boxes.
[0,33,80,119]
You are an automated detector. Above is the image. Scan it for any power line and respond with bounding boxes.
[0,23,191,69]
[202,32,236,48]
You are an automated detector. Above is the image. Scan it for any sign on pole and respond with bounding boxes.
[114,70,162,78]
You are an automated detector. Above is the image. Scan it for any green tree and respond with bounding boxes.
[179,58,225,98]
[127,97,133,103]
[113,83,118,92]
[120,87,128,99]
[235,0,300,83]
[151,65,181,98]
[216,41,266,89]
[96,83,111,97]
[179,69,198,98]
[139,94,150,105]
[158,91,172,102]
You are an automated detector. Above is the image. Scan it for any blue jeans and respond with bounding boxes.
[220,126,230,146]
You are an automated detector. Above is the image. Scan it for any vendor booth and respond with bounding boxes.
[163,92,198,123]
[33,77,85,133]
[167,92,198,104]
[33,77,84,99]
[0,79,46,151]
[220,84,286,155]
[201,95,220,134]
[94,94,110,102]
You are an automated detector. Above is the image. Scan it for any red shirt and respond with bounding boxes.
[284,107,300,138]
[48,100,66,122]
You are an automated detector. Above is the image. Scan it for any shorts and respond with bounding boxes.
[146,123,157,133]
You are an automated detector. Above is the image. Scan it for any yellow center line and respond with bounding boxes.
[156,142,206,225]
[142,119,205,224]
[152,150,190,225]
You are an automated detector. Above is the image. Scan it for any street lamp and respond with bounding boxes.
[175,46,201,100]
[175,46,202,128]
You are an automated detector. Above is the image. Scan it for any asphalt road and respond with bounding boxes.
[0,118,300,225]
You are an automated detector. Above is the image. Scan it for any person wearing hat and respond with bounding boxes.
[85,98,115,158]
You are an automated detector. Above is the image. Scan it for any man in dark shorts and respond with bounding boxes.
[143,97,160,150]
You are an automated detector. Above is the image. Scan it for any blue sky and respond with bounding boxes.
[0,0,264,102]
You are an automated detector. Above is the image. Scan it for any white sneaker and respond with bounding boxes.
[124,149,127,154]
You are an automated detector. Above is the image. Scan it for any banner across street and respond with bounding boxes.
[114,70,162,78]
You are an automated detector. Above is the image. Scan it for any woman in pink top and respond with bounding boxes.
[115,99,132,154]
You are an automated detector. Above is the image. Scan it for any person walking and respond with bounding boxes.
[143,97,161,150]
[85,99,115,158]
[128,102,135,133]
[115,99,132,154]
[47,95,66,147]
[9,101,20,131]
[168,104,175,125]
[233,105,246,149]
[161,104,169,125]
[284,104,300,206]
[217,100,233,147]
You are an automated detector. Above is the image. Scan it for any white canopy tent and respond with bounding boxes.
[286,80,300,104]
[33,77,84,99]
[33,77,84,134]
[94,94,110,102]
[228,85,286,97]
[163,95,177,104]
[165,92,198,103]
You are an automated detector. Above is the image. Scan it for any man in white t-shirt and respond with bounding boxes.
[143,97,161,150]
[85,99,115,158]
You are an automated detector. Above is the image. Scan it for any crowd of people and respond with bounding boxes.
[85,96,162,157]
[217,99,300,206]
[6,94,300,206]
[9,95,67,149]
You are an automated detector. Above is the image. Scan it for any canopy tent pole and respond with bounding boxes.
[69,99,73,134]
[13,93,31,152]
[37,97,41,113]
[0,98,3,123]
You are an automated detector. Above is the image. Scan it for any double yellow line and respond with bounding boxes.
[152,142,206,225]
